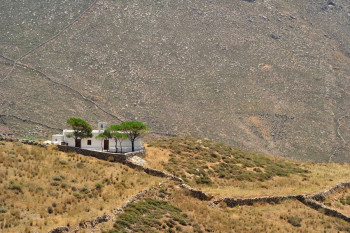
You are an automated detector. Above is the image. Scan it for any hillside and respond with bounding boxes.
[0,139,350,232]
[0,141,162,232]
[145,137,350,197]
[1,0,350,162]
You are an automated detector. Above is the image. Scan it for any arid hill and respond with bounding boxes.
[0,0,349,162]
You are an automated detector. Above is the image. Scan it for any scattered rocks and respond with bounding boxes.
[91,214,110,227]
[213,195,299,207]
[270,34,280,39]
[297,195,350,222]
[180,184,213,201]
[47,226,69,233]
[312,182,350,202]
[127,156,146,166]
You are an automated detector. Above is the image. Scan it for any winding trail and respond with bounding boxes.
[0,114,62,131]
[0,55,125,122]
[0,0,99,84]
[329,115,349,163]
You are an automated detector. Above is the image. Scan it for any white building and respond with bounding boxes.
[52,122,143,152]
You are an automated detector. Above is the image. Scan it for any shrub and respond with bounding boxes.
[346,196,350,205]
[53,175,64,181]
[287,216,302,227]
[195,176,212,185]
[80,185,89,194]
[95,183,104,190]
[50,181,59,186]
[0,207,7,213]
[73,192,82,199]
[9,183,22,192]
[77,162,85,168]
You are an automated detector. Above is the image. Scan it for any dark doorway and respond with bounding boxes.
[104,140,109,151]
[76,139,81,148]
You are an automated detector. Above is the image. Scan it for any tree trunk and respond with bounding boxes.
[119,141,123,153]
[115,139,118,153]
[131,139,135,152]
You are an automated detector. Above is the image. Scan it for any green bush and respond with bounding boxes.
[53,174,65,181]
[50,181,59,186]
[95,183,104,190]
[195,175,212,185]
[109,199,188,232]
[9,183,22,192]
[80,185,89,194]
[287,216,302,227]
[73,192,82,199]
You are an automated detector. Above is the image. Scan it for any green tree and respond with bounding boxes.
[66,118,92,147]
[96,129,111,151]
[109,125,128,153]
[120,121,148,152]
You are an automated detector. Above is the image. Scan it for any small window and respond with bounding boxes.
[87,140,91,145]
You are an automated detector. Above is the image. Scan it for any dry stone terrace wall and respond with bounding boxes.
[0,137,47,147]
[213,195,300,207]
[56,145,130,163]
[3,138,350,225]
[312,182,350,202]
[297,195,350,222]
[180,184,213,201]
[47,181,166,233]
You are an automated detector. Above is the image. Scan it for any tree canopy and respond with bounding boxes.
[120,121,148,152]
[66,118,92,147]
[109,125,128,152]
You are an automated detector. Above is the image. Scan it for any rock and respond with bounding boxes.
[47,226,69,233]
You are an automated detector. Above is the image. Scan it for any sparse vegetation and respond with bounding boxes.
[148,137,307,185]
[0,142,162,232]
[108,199,189,233]
[146,137,350,198]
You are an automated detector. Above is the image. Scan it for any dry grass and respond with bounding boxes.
[201,162,350,198]
[0,142,163,232]
[145,137,350,198]
[108,182,350,233]
[169,190,350,233]
[322,189,350,216]
[143,143,170,170]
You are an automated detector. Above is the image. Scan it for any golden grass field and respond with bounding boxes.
[1,137,350,232]
[0,141,163,232]
[107,181,350,233]
[145,137,350,198]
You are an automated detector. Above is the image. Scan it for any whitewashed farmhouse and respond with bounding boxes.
[51,122,143,152]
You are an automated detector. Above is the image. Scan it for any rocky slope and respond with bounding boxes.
[0,0,349,162]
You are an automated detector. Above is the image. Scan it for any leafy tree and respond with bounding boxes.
[109,125,128,153]
[120,121,148,152]
[66,118,92,147]
[96,129,111,151]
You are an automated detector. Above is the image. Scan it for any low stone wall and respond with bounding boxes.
[180,184,213,201]
[297,195,350,222]
[125,149,145,159]
[125,160,183,182]
[57,145,128,163]
[312,182,350,202]
[213,195,299,207]
[49,181,166,233]
[0,137,47,147]
[47,226,69,233]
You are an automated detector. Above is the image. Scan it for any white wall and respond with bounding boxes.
[52,135,64,145]
[61,130,143,152]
